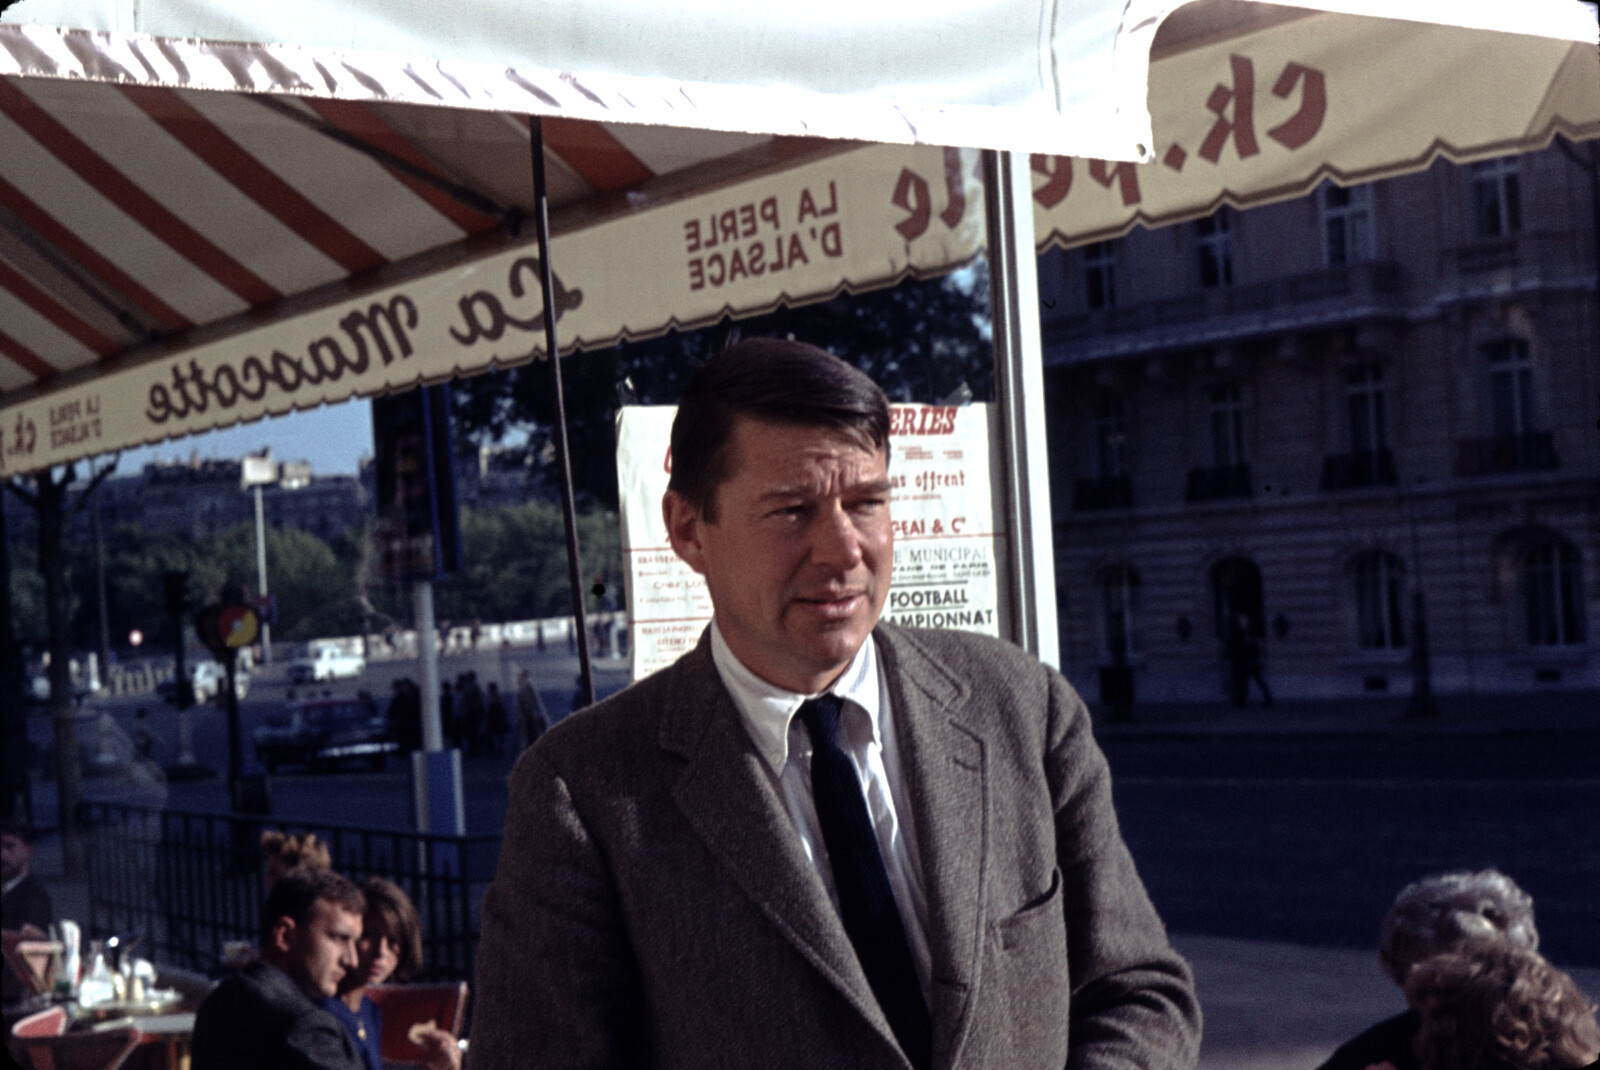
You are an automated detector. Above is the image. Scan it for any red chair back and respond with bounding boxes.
[10,1005,68,1038]
[366,981,468,1065]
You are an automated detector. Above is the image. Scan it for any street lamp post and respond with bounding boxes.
[240,452,278,663]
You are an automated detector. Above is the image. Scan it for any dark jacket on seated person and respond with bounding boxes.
[191,959,364,1070]
[1314,1010,1422,1070]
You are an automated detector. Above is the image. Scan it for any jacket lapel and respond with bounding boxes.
[876,624,989,1070]
[660,639,899,1048]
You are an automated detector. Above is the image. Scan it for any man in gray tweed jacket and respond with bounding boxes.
[473,338,1200,1070]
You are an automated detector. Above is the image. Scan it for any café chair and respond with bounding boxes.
[10,1005,67,1039]
[2,933,62,998]
[366,981,468,1066]
[12,1023,141,1070]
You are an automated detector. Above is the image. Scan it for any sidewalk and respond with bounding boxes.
[1090,687,1600,739]
[1176,933,1600,1070]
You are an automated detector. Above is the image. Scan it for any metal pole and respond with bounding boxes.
[92,484,111,691]
[530,116,595,707]
[414,580,443,753]
[981,149,1061,668]
[411,578,463,835]
[254,485,272,663]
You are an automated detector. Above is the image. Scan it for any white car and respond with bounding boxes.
[288,645,365,684]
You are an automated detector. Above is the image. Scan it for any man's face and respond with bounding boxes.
[0,832,31,883]
[274,898,362,998]
[665,416,892,694]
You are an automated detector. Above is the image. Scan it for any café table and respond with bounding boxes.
[83,1003,196,1070]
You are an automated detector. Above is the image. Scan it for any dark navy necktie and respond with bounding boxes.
[798,693,932,1070]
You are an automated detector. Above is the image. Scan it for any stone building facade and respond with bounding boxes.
[1039,144,1598,702]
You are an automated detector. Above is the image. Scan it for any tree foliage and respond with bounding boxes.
[451,266,995,510]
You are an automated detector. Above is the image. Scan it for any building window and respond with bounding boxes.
[1101,566,1142,661]
[1346,364,1387,455]
[1083,241,1117,309]
[1196,208,1234,287]
[1514,535,1586,647]
[1321,181,1374,266]
[1352,551,1407,650]
[1471,157,1521,239]
[1209,382,1247,468]
[1093,395,1127,479]
[1486,339,1535,439]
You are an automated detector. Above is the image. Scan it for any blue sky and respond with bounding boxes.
[112,397,375,477]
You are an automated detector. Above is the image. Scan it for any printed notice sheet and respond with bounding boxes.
[617,403,1008,680]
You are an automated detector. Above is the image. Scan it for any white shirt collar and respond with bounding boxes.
[709,619,882,774]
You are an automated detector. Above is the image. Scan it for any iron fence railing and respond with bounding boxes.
[80,801,501,984]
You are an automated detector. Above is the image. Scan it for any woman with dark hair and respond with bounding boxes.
[1407,943,1600,1070]
[324,878,460,1070]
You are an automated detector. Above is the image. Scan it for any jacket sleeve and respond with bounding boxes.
[1044,669,1203,1070]
[470,747,648,1069]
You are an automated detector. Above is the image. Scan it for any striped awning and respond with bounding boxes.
[0,0,1595,475]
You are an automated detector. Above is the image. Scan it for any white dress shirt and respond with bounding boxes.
[709,621,932,1000]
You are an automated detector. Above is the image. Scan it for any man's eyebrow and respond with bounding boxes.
[755,476,893,502]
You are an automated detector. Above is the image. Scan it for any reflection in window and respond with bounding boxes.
[1515,536,1586,647]
[1209,382,1247,468]
[1321,181,1374,266]
[1352,551,1407,650]
[1093,395,1127,479]
[1485,339,1535,439]
[1101,566,1142,660]
[1346,364,1387,455]
[1083,241,1117,310]
[1196,208,1234,287]
[1472,157,1522,239]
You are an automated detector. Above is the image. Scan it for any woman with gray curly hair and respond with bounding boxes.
[1314,869,1540,1070]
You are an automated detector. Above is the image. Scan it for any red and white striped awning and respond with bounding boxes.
[0,0,1595,475]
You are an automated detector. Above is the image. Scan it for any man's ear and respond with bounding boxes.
[662,490,707,576]
[269,915,296,955]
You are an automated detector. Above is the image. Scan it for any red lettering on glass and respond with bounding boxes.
[940,147,967,229]
[1088,159,1142,207]
[892,168,932,240]
[1267,62,1326,150]
[1030,154,1073,208]
[1199,54,1259,163]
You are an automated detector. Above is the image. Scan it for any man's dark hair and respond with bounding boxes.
[259,865,365,945]
[668,337,890,521]
[0,819,35,844]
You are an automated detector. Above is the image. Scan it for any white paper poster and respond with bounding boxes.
[617,403,1008,680]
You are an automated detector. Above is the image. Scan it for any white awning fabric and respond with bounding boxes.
[0,0,1595,476]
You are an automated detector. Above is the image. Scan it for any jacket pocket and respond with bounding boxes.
[986,867,1070,1067]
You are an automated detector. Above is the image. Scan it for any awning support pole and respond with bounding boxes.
[982,150,1060,668]
[531,117,596,708]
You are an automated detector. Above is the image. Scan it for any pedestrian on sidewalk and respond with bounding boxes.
[1225,613,1273,708]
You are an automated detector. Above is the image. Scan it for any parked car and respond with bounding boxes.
[287,643,365,684]
[252,696,397,773]
[157,660,249,704]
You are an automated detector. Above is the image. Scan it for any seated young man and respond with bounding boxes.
[191,866,367,1070]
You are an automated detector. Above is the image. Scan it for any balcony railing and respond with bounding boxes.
[1072,474,1134,510]
[1185,464,1253,502]
[1453,432,1559,477]
[1043,261,1404,363]
[1320,449,1398,491]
